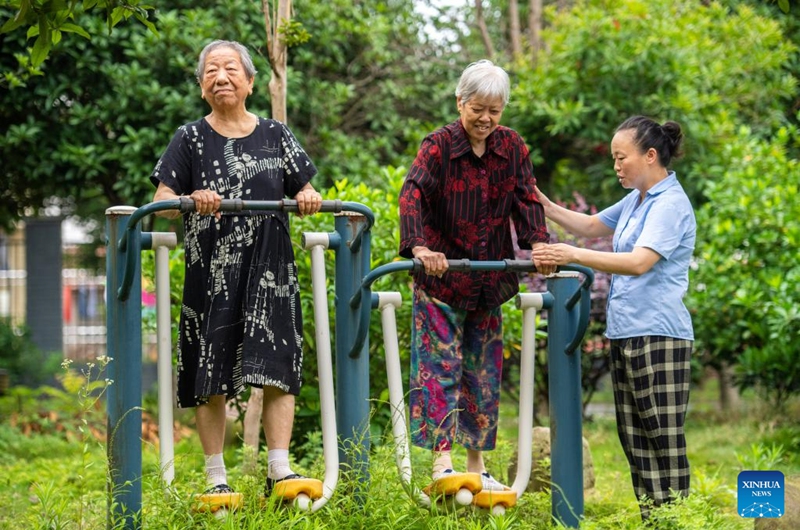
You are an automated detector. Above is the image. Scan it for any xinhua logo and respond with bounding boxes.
[738,470,784,518]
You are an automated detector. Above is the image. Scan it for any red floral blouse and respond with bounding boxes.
[399,120,549,310]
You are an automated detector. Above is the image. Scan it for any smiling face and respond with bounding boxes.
[199,46,254,111]
[457,94,504,147]
[610,128,657,191]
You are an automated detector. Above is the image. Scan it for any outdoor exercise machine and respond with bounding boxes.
[105,198,368,528]
[105,198,593,529]
[354,259,592,518]
[369,260,545,514]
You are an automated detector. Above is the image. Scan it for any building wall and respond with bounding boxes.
[25,218,63,353]
[0,228,26,326]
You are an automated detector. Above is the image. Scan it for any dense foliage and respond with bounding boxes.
[686,125,800,408]
[0,0,455,229]
[509,0,797,208]
[3,0,800,432]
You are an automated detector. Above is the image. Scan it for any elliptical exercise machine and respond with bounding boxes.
[364,259,546,515]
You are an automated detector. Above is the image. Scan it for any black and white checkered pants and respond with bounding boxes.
[610,335,692,516]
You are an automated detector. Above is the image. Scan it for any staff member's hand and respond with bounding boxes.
[532,243,576,268]
[412,246,448,277]
[531,243,557,275]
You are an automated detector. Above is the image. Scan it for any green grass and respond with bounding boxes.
[1,378,798,529]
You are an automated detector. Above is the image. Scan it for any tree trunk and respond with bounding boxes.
[509,0,522,59]
[241,388,263,475]
[528,0,543,63]
[717,363,740,412]
[242,0,292,476]
[474,0,495,59]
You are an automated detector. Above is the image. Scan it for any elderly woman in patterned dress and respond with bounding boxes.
[151,40,322,498]
[399,59,555,493]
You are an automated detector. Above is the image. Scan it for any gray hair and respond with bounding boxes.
[195,40,257,83]
[454,60,510,107]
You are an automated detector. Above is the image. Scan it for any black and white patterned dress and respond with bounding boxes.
[150,117,317,408]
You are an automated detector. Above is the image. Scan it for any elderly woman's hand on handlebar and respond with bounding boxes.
[294,185,323,217]
[189,189,222,219]
[412,246,448,278]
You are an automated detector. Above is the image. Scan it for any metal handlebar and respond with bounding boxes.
[115,199,373,301]
[559,264,595,355]
[348,259,540,358]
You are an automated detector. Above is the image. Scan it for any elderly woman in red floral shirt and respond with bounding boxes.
[399,59,554,492]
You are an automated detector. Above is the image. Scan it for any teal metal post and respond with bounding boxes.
[334,213,371,487]
[547,271,584,527]
[105,206,143,530]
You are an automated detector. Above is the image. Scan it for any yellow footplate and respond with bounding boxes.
[193,492,244,513]
[272,477,324,501]
[472,488,517,510]
[423,472,482,497]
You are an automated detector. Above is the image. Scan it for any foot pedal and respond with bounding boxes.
[270,477,324,501]
[423,472,482,496]
[473,489,517,514]
[193,491,244,513]
[423,472,482,506]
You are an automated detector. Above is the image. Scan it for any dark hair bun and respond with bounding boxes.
[661,121,684,159]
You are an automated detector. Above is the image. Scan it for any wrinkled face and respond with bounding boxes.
[199,47,254,110]
[610,129,655,190]
[457,94,504,145]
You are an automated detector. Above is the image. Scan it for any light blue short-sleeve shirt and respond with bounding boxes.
[597,172,696,340]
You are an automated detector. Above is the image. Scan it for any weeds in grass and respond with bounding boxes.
[691,467,736,507]
[3,374,792,529]
[735,442,786,471]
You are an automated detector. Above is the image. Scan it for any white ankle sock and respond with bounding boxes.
[267,449,294,480]
[204,453,227,488]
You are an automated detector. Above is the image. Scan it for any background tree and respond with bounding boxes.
[242,0,314,475]
[3,0,800,437]
[0,0,455,228]
[507,0,798,409]
[686,125,800,411]
[508,0,796,209]
[0,0,156,75]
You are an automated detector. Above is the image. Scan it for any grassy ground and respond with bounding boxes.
[1,376,798,529]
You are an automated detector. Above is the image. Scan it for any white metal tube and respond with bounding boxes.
[154,236,177,489]
[511,293,544,497]
[307,241,339,512]
[378,294,410,479]
[378,292,431,508]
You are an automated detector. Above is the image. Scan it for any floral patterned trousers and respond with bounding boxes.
[408,287,503,452]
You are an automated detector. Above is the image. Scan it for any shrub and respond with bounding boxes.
[686,125,800,409]
[0,318,60,387]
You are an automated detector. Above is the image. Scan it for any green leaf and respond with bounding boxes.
[133,11,158,36]
[30,33,51,67]
[59,22,91,39]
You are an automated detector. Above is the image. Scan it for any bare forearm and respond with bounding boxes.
[570,247,654,276]
[533,244,661,276]
[546,203,611,239]
[153,184,181,219]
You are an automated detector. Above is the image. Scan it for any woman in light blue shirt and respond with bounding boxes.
[532,115,696,520]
